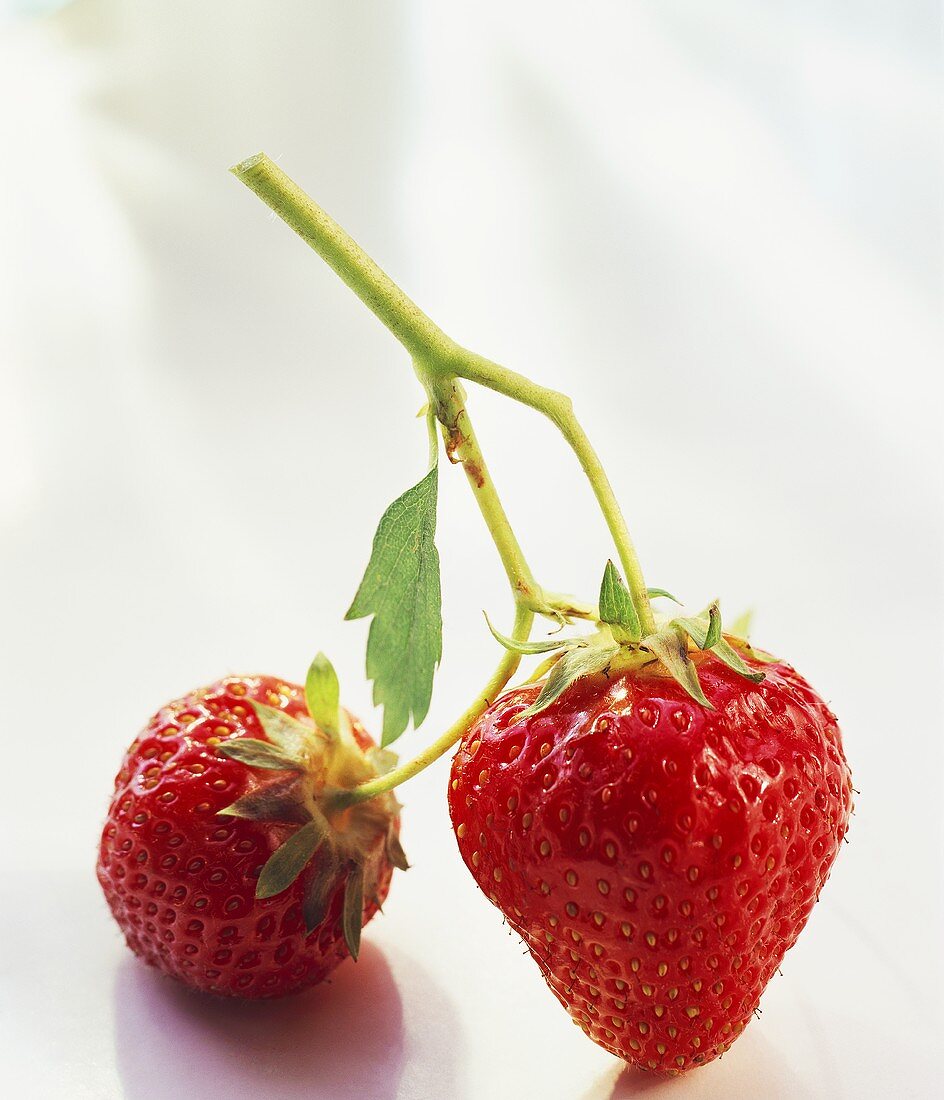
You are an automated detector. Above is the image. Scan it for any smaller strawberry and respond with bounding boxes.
[97,656,406,998]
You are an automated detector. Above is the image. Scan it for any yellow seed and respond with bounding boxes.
[457,823,467,838]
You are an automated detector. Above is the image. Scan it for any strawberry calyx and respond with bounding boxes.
[215,654,406,958]
[487,561,775,716]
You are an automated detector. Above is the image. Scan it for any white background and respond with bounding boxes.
[1,2,941,1097]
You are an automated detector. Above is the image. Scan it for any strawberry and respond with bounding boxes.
[97,668,407,998]
[448,648,852,1073]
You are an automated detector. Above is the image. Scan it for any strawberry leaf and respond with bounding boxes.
[218,775,312,824]
[599,560,641,643]
[521,644,618,719]
[644,627,712,708]
[342,863,365,960]
[248,700,311,760]
[217,738,302,771]
[256,817,328,899]
[346,466,442,747]
[485,612,587,655]
[305,652,340,737]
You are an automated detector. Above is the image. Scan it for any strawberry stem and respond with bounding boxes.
[231,152,656,798]
[232,153,653,634]
[334,603,534,806]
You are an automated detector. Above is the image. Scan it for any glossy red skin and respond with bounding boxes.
[449,652,852,1072]
[97,675,395,998]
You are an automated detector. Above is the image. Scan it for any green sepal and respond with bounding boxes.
[521,643,619,720]
[644,627,712,708]
[385,828,410,872]
[217,738,302,771]
[674,609,765,684]
[703,602,722,649]
[647,587,682,605]
[676,602,722,651]
[248,700,311,760]
[727,608,753,639]
[366,747,399,777]
[598,560,641,643]
[346,466,443,747]
[342,863,365,960]
[255,817,329,900]
[305,652,341,737]
[485,612,587,656]
[218,775,312,825]
[713,637,766,681]
[302,849,339,934]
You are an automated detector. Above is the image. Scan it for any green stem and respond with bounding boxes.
[231,152,656,801]
[232,154,454,364]
[338,604,533,806]
[454,351,655,634]
[232,153,652,631]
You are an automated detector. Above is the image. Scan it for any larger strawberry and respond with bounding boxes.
[449,646,851,1072]
[97,662,406,998]
[228,154,855,1075]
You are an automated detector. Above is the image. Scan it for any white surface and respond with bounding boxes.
[1,2,942,1097]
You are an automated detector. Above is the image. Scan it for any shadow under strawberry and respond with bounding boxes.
[113,941,407,1100]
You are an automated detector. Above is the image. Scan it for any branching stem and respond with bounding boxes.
[231,153,654,801]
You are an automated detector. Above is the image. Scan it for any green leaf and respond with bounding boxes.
[217,738,302,771]
[485,612,586,656]
[342,863,365,960]
[598,560,641,643]
[218,775,312,824]
[703,603,722,649]
[302,850,339,934]
[644,627,712,708]
[305,652,340,737]
[255,818,328,899]
[520,644,618,719]
[249,700,312,759]
[727,609,753,639]
[346,467,443,746]
[647,587,682,605]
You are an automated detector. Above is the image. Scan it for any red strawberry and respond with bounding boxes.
[448,649,852,1073]
[97,671,406,998]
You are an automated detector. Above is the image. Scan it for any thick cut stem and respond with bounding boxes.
[233,154,454,364]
